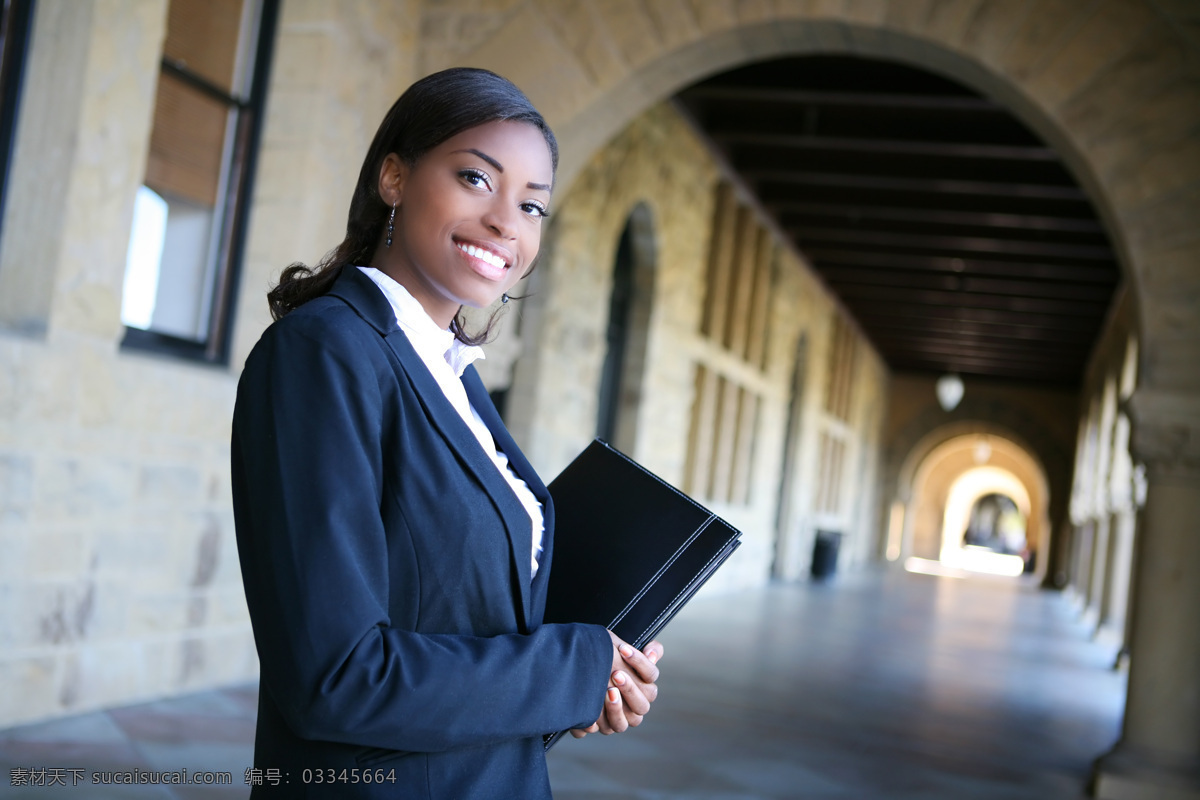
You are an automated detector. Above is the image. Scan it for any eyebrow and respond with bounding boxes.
[455,148,552,193]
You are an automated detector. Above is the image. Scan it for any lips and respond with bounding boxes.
[455,238,512,282]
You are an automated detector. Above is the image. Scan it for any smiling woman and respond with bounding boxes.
[231,68,665,799]
[265,68,558,344]
[373,120,553,326]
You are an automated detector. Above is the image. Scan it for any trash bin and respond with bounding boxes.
[811,530,842,580]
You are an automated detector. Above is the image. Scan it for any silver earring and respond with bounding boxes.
[501,293,509,304]
[386,203,396,247]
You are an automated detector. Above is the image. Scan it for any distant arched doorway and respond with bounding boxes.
[900,432,1050,581]
[941,471,1033,577]
[595,203,656,454]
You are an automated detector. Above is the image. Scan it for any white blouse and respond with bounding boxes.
[357,267,545,579]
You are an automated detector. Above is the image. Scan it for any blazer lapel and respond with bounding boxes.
[328,267,534,626]
[461,367,554,626]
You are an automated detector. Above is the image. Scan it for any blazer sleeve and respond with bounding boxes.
[231,313,613,753]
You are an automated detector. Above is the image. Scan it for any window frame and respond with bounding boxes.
[0,0,35,245]
[121,0,280,364]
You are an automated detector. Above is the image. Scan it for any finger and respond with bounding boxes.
[624,711,644,728]
[603,687,628,733]
[595,691,616,735]
[570,729,588,739]
[643,641,664,665]
[611,670,652,716]
[617,642,660,683]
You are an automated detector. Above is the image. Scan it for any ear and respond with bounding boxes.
[378,153,408,207]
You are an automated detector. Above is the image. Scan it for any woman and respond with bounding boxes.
[231,68,663,798]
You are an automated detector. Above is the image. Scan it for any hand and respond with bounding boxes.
[570,634,664,738]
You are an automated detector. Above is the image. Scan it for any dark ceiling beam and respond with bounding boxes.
[884,346,1074,366]
[681,85,1006,112]
[818,267,1117,302]
[892,355,1080,374]
[875,351,1083,373]
[864,316,1099,343]
[713,132,1058,162]
[791,227,1116,262]
[843,299,1102,331]
[734,151,1072,187]
[888,356,1081,383]
[831,284,1110,315]
[803,249,1117,283]
[871,334,1085,359]
[746,170,1089,200]
[771,202,1105,234]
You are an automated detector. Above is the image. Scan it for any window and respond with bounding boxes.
[121,0,279,362]
[0,0,35,243]
[684,181,776,505]
[812,314,858,518]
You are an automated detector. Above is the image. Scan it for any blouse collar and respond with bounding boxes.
[356,266,485,377]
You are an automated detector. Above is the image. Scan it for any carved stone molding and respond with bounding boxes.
[1126,389,1200,479]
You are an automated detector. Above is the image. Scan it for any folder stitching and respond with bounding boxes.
[632,530,740,646]
[605,517,718,632]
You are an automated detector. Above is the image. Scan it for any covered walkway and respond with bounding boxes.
[0,571,1124,799]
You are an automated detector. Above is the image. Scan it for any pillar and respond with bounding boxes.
[1069,520,1095,612]
[1096,508,1136,651]
[1084,514,1111,628]
[1093,389,1200,800]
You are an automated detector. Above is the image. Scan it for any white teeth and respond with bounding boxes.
[459,242,505,269]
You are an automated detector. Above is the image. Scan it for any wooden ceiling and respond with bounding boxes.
[676,57,1119,387]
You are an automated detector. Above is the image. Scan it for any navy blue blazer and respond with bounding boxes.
[231,266,612,798]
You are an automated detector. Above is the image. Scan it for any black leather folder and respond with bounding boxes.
[541,439,742,749]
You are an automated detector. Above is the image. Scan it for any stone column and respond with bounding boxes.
[1084,514,1111,628]
[1093,390,1200,800]
[1096,507,1135,655]
[1068,520,1095,612]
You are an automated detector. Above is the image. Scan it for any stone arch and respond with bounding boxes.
[901,426,1052,574]
[453,2,1200,396]
[944,469,1033,557]
[889,398,1071,515]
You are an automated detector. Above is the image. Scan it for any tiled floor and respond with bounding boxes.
[0,569,1125,799]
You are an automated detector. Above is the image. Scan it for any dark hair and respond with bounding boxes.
[266,68,558,342]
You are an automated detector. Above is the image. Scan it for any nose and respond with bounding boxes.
[481,199,519,240]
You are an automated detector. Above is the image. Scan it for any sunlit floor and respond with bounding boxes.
[0,569,1124,799]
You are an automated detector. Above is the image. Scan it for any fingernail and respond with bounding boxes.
[648,652,659,664]
[607,688,620,704]
[618,643,633,658]
[613,671,627,686]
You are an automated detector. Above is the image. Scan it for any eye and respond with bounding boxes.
[521,200,550,219]
[459,168,491,191]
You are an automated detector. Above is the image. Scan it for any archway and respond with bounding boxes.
[595,203,656,454]
[941,470,1033,577]
[901,431,1051,581]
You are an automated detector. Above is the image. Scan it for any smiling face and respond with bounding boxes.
[372,120,554,329]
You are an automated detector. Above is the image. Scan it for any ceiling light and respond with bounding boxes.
[936,373,964,411]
